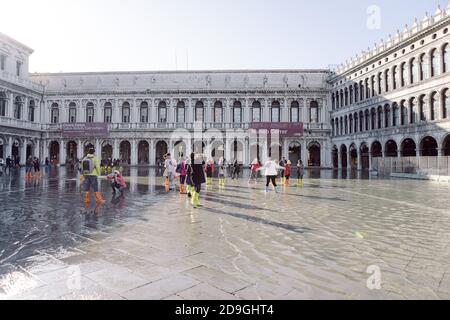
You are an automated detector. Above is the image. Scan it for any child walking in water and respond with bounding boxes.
[185,157,193,198]
[205,159,214,185]
[258,158,285,193]
[296,160,305,186]
[177,156,187,194]
[218,157,226,187]
[107,170,127,195]
[248,158,261,184]
[284,160,292,186]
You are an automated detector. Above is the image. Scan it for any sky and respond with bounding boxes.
[0,0,448,73]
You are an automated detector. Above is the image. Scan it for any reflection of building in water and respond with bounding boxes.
[1,3,450,173]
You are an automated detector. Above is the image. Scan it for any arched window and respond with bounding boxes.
[271,101,280,122]
[443,44,449,73]
[28,100,35,122]
[251,101,261,122]
[400,62,407,87]
[364,110,369,131]
[233,101,242,123]
[51,102,59,124]
[340,117,343,135]
[431,48,440,77]
[400,100,408,125]
[14,96,22,119]
[349,115,353,134]
[68,102,77,123]
[122,102,131,123]
[365,78,370,98]
[140,101,149,123]
[336,91,340,108]
[419,53,428,80]
[344,88,348,106]
[392,103,399,126]
[392,66,398,90]
[371,75,376,96]
[418,95,426,121]
[214,101,223,123]
[377,106,383,129]
[409,97,417,124]
[384,70,390,92]
[430,92,438,121]
[377,72,382,94]
[359,111,364,132]
[176,101,185,123]
[359,81,364,101]
[410,58,418,84]
[384,105,390,128]
[354,113,358,133]
[290,101,299,122]
[310,101,319,123]
[349,86,354,104]
[371,108,376,130]
[104,102,112,123]
[335,119,339,136]
[0,92,6,117]
[442,89,450,119]
[331,93,335,110]
[86,102,94,123]
[354,84,359,103]
[195,101,204,122]
[158,101,167,123]
[344,115,348,134]
[340,90,344,107]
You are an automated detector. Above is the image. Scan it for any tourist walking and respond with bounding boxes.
[279,157,286,185]
[190,153,206,208]
[296,160,305,186]
[107,170,127,195]
[218,157,226,187]
[164,153,176,191]
[284,160,292,186]
[232,159,240,180]
[81,147,105,205]
[176,156,187,194]
[205,159,214,185]
[258,158,285,193]
[248,158,261,184]
[185,157,193,198]
[33,157,41,178]
[25,156,33,179]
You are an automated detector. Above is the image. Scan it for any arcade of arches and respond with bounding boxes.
[40,138,326,167]
[332,135,450,170]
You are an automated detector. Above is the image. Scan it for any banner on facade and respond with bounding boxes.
[61,123,109,138]
[250,122,304,137]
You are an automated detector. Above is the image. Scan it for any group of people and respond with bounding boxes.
[25,156,42,179]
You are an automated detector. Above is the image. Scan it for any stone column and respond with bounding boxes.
[8,92,14,118]
[77,139,83,160]
[347,146,351,170]
[369,152,373,171]
[20,139,27,165]
[113,139,119,160]
[60,139,66,165]
[34,140,40,158]
[283,139,289,160]
[149,139,155,166]
[302,140,308,167]
[131,139,137,165]
[357,147,362,170]
[95,139,101,160]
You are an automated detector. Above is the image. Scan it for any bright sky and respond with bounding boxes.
[1,0,448,73]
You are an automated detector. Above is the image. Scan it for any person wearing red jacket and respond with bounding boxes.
[107,170,127,195]
[284,160,292,186]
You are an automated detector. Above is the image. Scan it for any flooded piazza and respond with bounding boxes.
[1,167,450,300]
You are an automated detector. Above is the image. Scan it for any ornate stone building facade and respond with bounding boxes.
[329,3,450,172]
[1,2,450,171]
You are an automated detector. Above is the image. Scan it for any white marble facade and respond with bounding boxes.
[1,2,450,169]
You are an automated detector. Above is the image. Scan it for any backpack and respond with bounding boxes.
[82,157,94,175]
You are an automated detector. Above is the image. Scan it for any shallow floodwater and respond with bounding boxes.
[1,166,450,299]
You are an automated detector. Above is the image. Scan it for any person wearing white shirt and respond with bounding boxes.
[258,158,285,193]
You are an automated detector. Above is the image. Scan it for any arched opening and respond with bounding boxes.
[385,140,398,157]
[83,142,94,156]
[232,140,244,163]
[308,142,321,167]
[138,140,149,164]
[49,141,59,163]
[288,141,301,165]
[443,135,450,156]
[349,144,358,169]
[360,143,370,170]
[174,140,187,161]
[119,141,131,164]
[340,145,348,168]
[250,143,262,163]
[155,141,168,165]
[66,141,77,161]
[371,141,382,158]
[101,142,113,161]
[332,145,339,169]
[420,136,438,156]
[211,140,224,163]
[26,142,33,159]
[401,138,417,157]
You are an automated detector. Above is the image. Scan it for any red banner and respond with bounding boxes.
[250,122,304,137]
[62,123,109,138]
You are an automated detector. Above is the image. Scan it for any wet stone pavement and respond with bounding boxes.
[1,167,450,300]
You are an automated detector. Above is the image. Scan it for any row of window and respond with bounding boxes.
[0,94,35,121]
[0,53,23,76]
[331,89,450,136]
[332,43,450,110]
[49,100,321,124]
